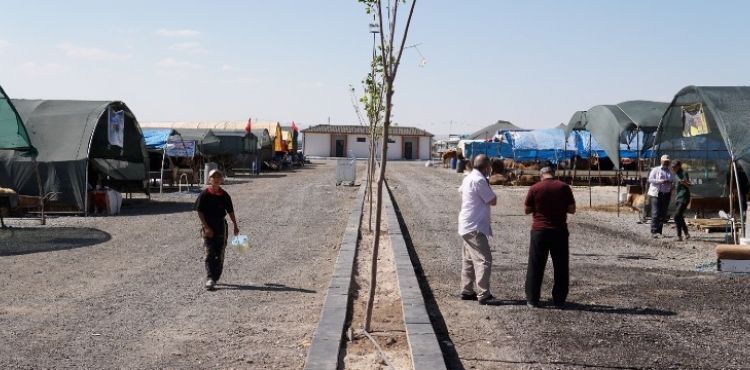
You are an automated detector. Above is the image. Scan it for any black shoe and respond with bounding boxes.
[526,301,540,308]
[478,294,496,305]
[460,292,478,301]
[551,301,566,309]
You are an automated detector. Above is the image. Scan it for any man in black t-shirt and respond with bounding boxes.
[195,169,240,290]
[524,167,576,308]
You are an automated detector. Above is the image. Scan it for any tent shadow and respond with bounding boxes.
[0,227,111,256]
[119,201,195,216]
[215,282,316,293]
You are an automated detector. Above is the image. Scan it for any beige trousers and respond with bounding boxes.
[461,231,492,299]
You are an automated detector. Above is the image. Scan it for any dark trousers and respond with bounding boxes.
[204,220,228,281]
[650,192,671,234]
[525,228,569,305]
[673,199,689,237]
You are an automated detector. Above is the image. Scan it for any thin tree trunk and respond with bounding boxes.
[364,0,416,332]
[365,84,393,332]
[368,129,376,231]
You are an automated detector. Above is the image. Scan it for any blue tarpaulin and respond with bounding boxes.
[574,130,608,159]
[143,129,174,150]
[462,140,513,159]
[503,129,576,164]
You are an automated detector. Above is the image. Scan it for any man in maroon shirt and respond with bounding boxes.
[524,167,576,308]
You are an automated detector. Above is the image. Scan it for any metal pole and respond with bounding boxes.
[733,160,745,239]
[637,128,642,191]
[32,157,45,225]
[160,148,166,194]
[588,132,592,207]
[729,159,734,219]
[84,160,89,216]
[617,168,621,217]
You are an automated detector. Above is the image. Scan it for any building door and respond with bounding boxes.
[404,141,413,160]
[331,135,346,157]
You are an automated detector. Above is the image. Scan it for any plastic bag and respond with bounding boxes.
[231,235,250,253]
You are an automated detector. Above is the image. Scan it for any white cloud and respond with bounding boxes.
[169,42,208,54]
[18,62,66,76]
[0,40,11,49]
[155,57,204,70]
[156,28,201,37]
[58,42,130,61]
[221,64,235,71]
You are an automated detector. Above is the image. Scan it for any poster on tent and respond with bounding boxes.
[166,139,196,158]
[682,104,709,137]
[108,108,125,147]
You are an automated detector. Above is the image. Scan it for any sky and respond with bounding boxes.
[1,0,749,135]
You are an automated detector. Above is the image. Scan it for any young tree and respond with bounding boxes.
[358,0,417,332]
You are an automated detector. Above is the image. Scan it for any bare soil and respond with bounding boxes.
[343,183,411,370]
[387,162,750,370]
[0,161,358,369]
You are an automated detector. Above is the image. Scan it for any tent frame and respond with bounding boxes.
[0,86,45,226]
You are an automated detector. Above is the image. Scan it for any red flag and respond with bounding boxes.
[245,117,252,133]
[291,121,298,132]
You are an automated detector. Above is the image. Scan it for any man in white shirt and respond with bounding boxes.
[648,154,675,238]
[458,154,497,305]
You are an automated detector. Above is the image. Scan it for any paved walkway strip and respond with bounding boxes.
[385,182,448,370]
[304,185,366,370]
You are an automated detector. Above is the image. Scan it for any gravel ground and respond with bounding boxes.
[0,161,358,369]
[387,162,750,370]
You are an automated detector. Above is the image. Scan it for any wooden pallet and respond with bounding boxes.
[687,218,739,233]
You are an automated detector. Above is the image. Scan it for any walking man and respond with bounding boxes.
[524,167,576,308]
[195,169,240,290]
[648,155,674,238]
[458,154,497,305]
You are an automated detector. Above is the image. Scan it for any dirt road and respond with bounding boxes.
[387,162,750,370]
[0,161,358,369]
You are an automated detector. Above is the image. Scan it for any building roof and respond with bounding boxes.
[302,124,433,137]
[467,120,524,140]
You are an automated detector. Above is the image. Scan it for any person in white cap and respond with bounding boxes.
[647,155,674,238]
[194,169,240,290]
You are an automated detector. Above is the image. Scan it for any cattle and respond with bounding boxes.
[513,175,538,186]
[626,193,646,210]
[442,150,457,168]
[491,158,505,175]
[519,163,540,172]
[488,173,508,185]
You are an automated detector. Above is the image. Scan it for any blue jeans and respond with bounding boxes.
[650,192,671,234]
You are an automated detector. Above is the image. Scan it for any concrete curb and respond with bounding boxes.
[304,184,366,370]
[384,182,448,370]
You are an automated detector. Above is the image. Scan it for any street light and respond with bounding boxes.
[369,22,379,61]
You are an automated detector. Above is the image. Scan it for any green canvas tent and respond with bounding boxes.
[655,86,750,228]
[0,86,35,153]
[566,101,668,169]
[0,99,149,213]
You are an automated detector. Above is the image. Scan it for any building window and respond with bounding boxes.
[387,139,396,143]
[356,137,366,142]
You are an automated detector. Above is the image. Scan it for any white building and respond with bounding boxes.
[302,124,433,160]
